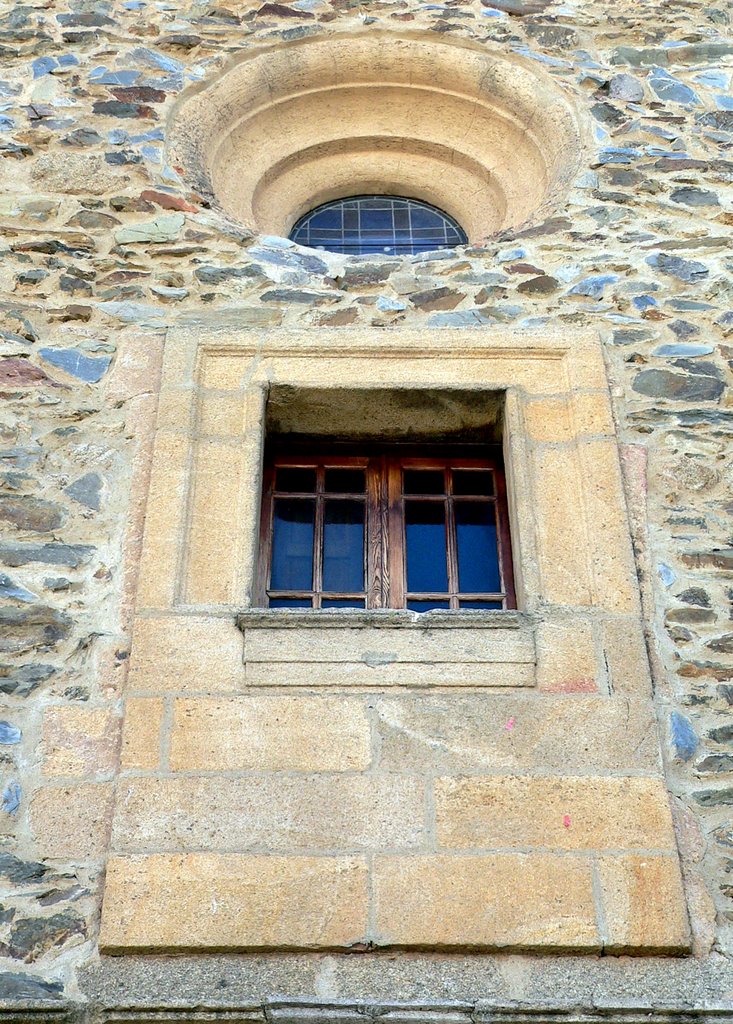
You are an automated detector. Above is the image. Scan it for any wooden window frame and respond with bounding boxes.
[256,443,516,610]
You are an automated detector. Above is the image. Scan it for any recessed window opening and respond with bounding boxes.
[257,445,515,612]
[289,195,468,256]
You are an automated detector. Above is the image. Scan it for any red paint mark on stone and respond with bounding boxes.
[505,717,515,731]
[563,814,571,829]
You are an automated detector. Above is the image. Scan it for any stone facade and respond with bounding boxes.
[0,0,732,1017]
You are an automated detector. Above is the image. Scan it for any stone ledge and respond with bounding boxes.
[4,1001,733,1024]
[236,609,526,630]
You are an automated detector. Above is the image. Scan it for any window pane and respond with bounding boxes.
[269,597,313,608]
[275,467,317,493]
[290,196,467,256]
[322,598,365,608]
[323,499,364,593]
[324,468,365,493]
[271,498,315,590]
[452,470,495,496]
[455,501,500,593]
[403,469,445,495]
[405,501,448,593]
[460,600,503,610]
[408,599,450,611]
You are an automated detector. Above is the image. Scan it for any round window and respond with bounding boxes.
[289,195,468,256]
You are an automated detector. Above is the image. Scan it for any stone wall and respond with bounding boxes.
[0,0,732,1014]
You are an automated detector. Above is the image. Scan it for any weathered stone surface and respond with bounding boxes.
[111,775,424,852]
[609,73,643,102]
[374,854,599,950]
[31,783,114,858]
[0,606,71,654]
[63,472,102,511]
[115,213,185,244]
[30,153,123,195]
[435,776,677,851]
[3,910,86,962]
[169,696,371,772]
[0,542,94,567]
[597,855,691,953]
[42,707,119,777]
[0,495,64,533]
[633,368,724,402]
[39,347,111,383]
[100,854,369,951]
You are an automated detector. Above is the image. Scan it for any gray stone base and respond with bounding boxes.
[5,953,733,1023]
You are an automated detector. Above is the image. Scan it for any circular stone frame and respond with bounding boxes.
[168,30,586,245]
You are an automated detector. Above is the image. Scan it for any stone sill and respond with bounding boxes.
[236,609,535,687]
[236,608,527,631]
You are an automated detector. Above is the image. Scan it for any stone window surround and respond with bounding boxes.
[127,323,646,696]
[99,325,691,954]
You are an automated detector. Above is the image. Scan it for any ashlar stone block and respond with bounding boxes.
[100,854,369,952]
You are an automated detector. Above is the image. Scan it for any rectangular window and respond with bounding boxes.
[257,447,515,610]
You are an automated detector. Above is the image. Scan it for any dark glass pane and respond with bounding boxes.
[289,196,467,256]
[269,597,313,608]
[275,467,317,493]
[407,599,450,611]
[324,468,365,493]
[452,470,495,496]
[409,206,443,228]
[323,499,364,593]
[403,469,445,495]
[271,498,315,590]
[322,598,365,608]
[309,208,341,229]
[405,501,448,593]
[455,501,500,593]
[460,600,503,610]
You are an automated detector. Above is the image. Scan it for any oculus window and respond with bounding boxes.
[257,447,515,611]
[289,196,467,256]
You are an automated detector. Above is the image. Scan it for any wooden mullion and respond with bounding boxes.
[386,457,405,609]
[366,459,384,609]
[312,465,325,609]
[445,468,460,611]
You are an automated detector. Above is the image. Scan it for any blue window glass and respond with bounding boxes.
[290,195,467,256]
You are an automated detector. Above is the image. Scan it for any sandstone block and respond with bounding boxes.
[111,774,424,852]
[186,440,246,604]
[198,392,247,437]
[169,695,371,771]
[525,393,614,443]
[435,775,677,851]
[533,446,593,606]
[120,697,165,770]
[534,617,598,693]
[597,854,690,953]
[373,853,599,950]
[42,706,119,777]
[100,854,368,951]
[135,433,190,610]
[374,694,661,774]
[127,615,242,692]
[31,783,114,858]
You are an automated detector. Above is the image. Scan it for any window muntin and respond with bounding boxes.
[257,449,515,610]
[289,196,467,256]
